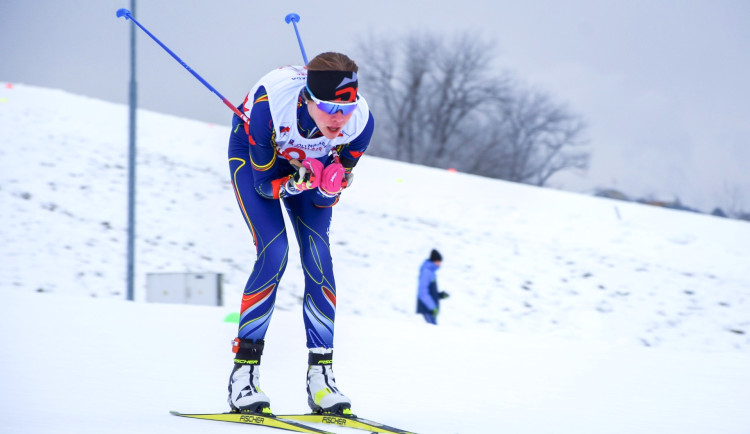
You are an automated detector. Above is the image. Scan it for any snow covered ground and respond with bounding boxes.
[1,83,749,433]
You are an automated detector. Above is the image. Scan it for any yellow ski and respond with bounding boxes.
[170,410,335,434]
[278,413,417,434]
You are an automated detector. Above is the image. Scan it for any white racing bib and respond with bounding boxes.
[245,66,370,162]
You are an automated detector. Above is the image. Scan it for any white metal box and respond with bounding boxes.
[146,272,223,306]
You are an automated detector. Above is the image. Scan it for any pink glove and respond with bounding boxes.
[319,162,346,195]
[287,158,324,194]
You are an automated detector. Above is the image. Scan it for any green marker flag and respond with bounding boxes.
[223,312,240,323]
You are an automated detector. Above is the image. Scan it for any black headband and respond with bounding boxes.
[307,70,358,103]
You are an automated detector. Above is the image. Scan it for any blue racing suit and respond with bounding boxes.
[228,82,374,348]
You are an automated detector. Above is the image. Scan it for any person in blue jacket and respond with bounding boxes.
[226,52,374,416]
[416,249,450,325]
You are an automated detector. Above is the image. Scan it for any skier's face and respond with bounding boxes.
[307,100,354,140]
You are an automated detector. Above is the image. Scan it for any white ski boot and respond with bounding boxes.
[306,348,352,414]
[227,339,271,413]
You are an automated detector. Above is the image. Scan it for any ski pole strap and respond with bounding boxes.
[233,338,264,365]
[308,350,333,366]
[285,151,337,169]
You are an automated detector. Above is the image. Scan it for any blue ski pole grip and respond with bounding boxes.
[284,12,308,65]
[284,13,300,24]
[116,8,131,19]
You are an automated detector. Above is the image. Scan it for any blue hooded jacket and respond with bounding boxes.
[416,259,441,314]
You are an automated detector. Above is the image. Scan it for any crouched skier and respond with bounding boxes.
[226,52,375,416]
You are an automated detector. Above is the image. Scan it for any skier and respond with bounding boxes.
[226,52,374,416]
[416,249,450,325]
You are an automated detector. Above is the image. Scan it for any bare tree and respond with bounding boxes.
[355,31,588,187]
[468,87,589,185]
[422,33,509,167]
[356,33,425,162]
[356,32,509,164]
[717,181,749,219]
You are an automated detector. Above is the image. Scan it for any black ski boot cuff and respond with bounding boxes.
[308,350,333,366]
[232,338,264,365]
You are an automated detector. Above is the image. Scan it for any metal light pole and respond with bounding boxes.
[126,0,137,301]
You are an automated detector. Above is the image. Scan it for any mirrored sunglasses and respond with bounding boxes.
[306,85,358,115]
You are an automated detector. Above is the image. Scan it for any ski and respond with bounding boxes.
[277,413,417,434]
[169,410,335,434]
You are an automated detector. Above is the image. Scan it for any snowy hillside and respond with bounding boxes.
[1,83,750,434]
[2,82,748,352]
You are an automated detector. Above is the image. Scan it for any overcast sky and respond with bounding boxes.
[2,0,749,213]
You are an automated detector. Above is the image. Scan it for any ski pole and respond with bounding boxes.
[115,8,250,124]
[284,13,308,65]
[284,13,344,167]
